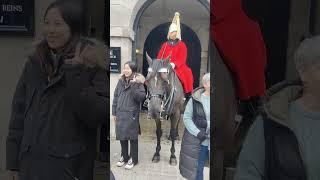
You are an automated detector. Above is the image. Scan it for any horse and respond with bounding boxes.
[144,53,185,166]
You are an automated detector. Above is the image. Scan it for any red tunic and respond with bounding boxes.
[157,40,194,93]
[211,0,267,100]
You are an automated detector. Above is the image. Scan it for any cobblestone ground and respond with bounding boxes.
[110,113,210,180]
[0,113,210,180]
[110,137,210,180]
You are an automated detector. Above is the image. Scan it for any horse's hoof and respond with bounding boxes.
[176,134,180,140]
[169,157,177,166]
[152,155,160,163]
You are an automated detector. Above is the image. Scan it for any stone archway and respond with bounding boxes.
[131,0,210,82]
[142,22,202,87]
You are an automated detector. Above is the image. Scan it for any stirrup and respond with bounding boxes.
[160,113,168,121]
[143,99,149,108]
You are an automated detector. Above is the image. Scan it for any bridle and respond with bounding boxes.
[145,64,176,118]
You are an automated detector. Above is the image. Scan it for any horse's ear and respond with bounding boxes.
[164,54,171,64]
[146,52,153,66]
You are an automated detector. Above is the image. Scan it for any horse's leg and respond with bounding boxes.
[169,111,180,166]
[168,117,180,140]
[176,99,186,140]
[168,102,183,140]
[152,118,162,163]
[175,110,182,140]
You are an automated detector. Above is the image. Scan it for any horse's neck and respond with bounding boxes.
[168,71,183,94]
[173,72,182,90]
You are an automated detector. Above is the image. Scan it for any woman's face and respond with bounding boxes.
[203,80,210,92]
[302,63,320,89]
[44,8,71,50]
[123,64,133,78]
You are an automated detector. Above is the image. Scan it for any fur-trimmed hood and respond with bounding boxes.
[262,80,303,128]
[119,73,145,84]
[30,37,108,71]
[133,73,146,84]
[191,87,206,102]
[65,38,108,70]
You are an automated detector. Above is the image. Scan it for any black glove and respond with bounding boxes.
[196,130,208,142]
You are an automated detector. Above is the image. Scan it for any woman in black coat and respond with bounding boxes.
[112,61,146,170]
[6,1,108,180]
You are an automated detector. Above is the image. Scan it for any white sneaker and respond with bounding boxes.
[116,156,125,167]
[124,158,135,170]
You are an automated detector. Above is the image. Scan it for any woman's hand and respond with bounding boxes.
[132,74,145,84]
[196,130,208,142]
[64,42,96,68]
[113,116,117,122]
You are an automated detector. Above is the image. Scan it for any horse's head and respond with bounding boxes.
[145,52,173,119]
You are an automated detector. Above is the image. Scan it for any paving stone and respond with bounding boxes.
[111,138,209,180]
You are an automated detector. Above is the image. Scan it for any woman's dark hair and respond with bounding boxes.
[34,0,85,78]
[124,61,138,73]
[44,0,84,36]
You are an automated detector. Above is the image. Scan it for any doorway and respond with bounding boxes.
[143,22,202,88]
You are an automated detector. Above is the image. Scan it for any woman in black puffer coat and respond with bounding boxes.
[112,61,146,170]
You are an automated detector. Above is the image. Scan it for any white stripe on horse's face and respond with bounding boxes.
[155,75,157,87]
[158,68,168,73]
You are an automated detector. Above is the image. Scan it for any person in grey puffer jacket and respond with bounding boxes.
[179,73,210,180]
[234,36,320,180]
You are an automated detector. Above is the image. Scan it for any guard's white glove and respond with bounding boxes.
[170,62,175,69]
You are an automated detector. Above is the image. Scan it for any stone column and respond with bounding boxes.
[200,51,209,78]
[286,0,312,80]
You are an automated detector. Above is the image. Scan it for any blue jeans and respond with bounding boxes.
[195,145,209,180]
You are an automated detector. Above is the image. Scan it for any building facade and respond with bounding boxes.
[110,0,210,137]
